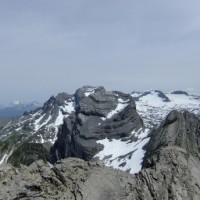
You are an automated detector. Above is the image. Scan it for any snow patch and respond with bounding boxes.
[34,114,45,131]
[62,101,75,114]
[15,127,23,131]
[47,127,58,144]
[101,117,106,121]
[54,110,64,126]
[84,87,96,97]
[40,134,45,143]
[132,91,200,127]
[95,129,150,174]
[52,130,58,144]
[0,155,7,165]
[118,98,129,103]
[2,121,11,130]
[107,98,129,119]
[0,148,14,165]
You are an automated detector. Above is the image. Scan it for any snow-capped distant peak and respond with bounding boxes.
[11,100,24,106]
[31,101,42,107]
[131,90,200,128]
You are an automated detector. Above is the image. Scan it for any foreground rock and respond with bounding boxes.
[140,110,200,199]
[0,158,136,200]
[0,110,200,199]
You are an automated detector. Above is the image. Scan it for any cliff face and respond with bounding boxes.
[0,110,200,200]
[136,110,200,200]
[50,86,144,164]
[143,110,200,168]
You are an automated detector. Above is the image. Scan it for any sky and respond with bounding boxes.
[0,0,200,104]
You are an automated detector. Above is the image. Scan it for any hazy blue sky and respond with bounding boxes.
[0,0,200,103]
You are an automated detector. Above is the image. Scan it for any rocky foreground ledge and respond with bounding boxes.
[0,110,200,200]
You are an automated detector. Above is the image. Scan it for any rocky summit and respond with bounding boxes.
[0,110,200,199]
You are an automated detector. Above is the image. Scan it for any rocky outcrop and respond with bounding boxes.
[137,110,200,199]
[51,86,144,163]
[0,158,137,200]
[143,110,200,168]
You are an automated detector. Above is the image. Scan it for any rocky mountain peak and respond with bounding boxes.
[51,87,144,170]
[142,110,200,168]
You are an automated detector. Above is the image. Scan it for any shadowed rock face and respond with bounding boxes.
[137,110,200,200]
[0,111,200,199]
[51,86,144,162]
[143,110,200,168]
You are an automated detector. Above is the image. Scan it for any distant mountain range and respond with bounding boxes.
[0,87,199,199]
[0,101,41,120]
[0,87,199,172]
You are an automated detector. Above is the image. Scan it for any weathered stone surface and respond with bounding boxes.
[135,110,200,200]
[0,150,200,199]
[143,110,200,168]
[0,158,136,200]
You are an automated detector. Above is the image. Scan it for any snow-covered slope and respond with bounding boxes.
[131,90,200,128]
[0,93,75,144]
[94,128,150,173]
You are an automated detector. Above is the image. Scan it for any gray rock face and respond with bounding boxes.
[51,86,144,162]
[0,158,136,200]
[137,110,200,199]
[143,110,200,168]
[75,86,117,117]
